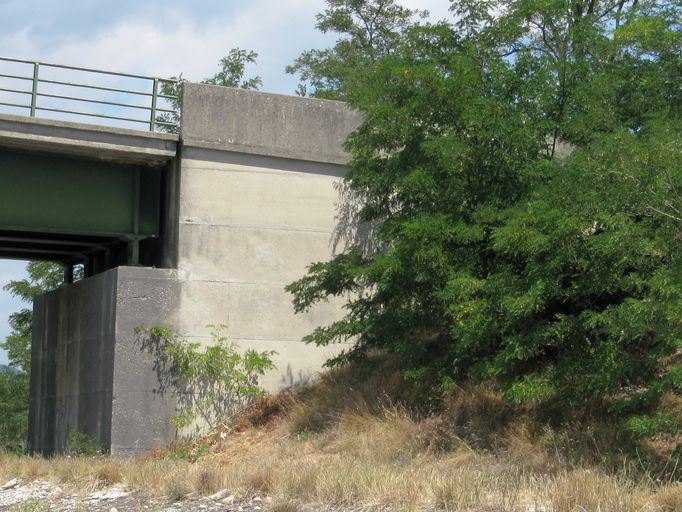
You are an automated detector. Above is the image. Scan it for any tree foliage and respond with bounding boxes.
[1,261,63,452]
[286,0,428,98]
[0,369,28,453]
[157,48,262,133]
[286,0,682,417]
[2,262,63,373]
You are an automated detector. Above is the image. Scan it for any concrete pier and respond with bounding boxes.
[29,267,178,455]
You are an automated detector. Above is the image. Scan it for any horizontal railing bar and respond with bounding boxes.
[35,106,149,124]
[0,72,33,82]
[0,56,37,65]
[36,91,174,112]
[37,78,155,97]
[1,77,177,103]
[0,102,177,122]
[0,101,29,109]
[36,79,178,101]
[0,56,166,82]
[1,56,179,84]
[0,87,31,95]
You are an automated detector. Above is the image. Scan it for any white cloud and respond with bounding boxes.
[2,0,453,95]
[33,0,330,94]
[0,27,40,61]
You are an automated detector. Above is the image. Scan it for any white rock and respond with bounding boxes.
[90,488,129,501]
[253,497,262,503]
[222,495,235,505]
[1,479,18,490]
[110,508,118,512]
[208,489,229,501]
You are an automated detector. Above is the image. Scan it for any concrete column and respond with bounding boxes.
[29,267,179,456]
[28,83,364,456]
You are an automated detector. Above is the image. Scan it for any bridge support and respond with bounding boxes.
[28,267,179,455]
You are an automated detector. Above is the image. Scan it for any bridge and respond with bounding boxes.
[0,57,362,455]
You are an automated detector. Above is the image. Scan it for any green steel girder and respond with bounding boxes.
[0,148,162,270]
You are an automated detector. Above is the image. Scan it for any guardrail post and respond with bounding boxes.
[149,78,159,131]
[30,62,39,116]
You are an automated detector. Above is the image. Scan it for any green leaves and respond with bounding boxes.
[0,370,28,453]
[156,48,261,133]
[1,261,66,452]
[2,261,64,372]
[203,48,262,90]
[286,0,428,99]
[287,0,682,428]
[144,326,276,434]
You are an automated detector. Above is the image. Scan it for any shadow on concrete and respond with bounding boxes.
[135,329,273,436]
[331,179,381,257]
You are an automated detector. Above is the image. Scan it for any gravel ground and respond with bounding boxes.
[0,478,283,511]
[0,478,549,511]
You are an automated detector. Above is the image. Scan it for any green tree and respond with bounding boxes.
[157,48,262,133]
[2,262,63,372]
[287,0,682,418]
[1,261,63,452]
[286,0,428,98]
[0,369,29,453]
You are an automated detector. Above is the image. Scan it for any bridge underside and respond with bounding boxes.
[0,115,177,277]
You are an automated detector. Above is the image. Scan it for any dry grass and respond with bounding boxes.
[2,360,681,510]
[2,407,680,511]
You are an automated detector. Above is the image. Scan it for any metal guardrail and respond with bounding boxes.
[0,56,179,132]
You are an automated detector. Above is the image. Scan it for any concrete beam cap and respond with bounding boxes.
[180,83,363,165]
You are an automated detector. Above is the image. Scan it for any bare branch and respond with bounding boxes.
[646,205,682,223]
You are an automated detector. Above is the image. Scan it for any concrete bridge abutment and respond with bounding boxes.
[22,83,363,455]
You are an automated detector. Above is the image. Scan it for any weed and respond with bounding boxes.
[140,325,276,434]
[165,477,190,501]
[65,432,104,457]
[192,466,222,495]
[1,359,681,510]
[8,501,50,512]
[271,500,301,512]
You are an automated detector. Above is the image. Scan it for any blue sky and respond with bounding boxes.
[0,0,452,365]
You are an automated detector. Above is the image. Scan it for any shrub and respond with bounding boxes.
[142,325,276,434]
[66,431,104,457]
